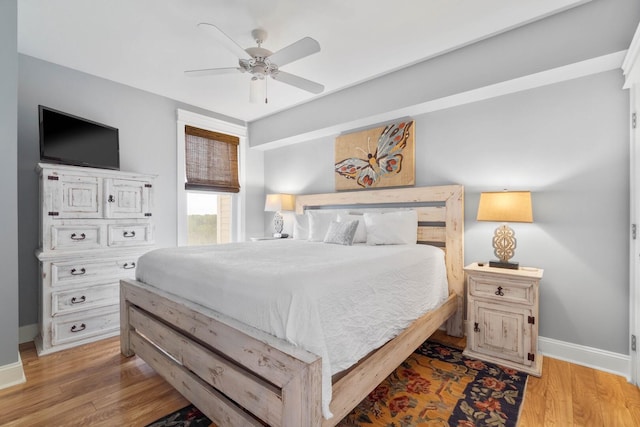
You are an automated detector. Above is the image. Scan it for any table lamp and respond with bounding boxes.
[264,193,295,237]
[477,191,533,269]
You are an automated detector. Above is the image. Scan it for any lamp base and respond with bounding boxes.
[272,211,284,235]
[489,260,519,270]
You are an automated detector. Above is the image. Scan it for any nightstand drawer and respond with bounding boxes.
[468,274,535,305]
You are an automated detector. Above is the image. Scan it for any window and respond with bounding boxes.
[187,192,232,245]
[176,109,247,246]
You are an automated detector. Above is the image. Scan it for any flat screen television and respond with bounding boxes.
[39,105,120,170]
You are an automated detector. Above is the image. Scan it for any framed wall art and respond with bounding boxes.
[334,119,415,191]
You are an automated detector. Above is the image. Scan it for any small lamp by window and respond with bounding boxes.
[264,194,295,237]
[477,191,533,269]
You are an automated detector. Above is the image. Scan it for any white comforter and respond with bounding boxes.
[135,240,449,419]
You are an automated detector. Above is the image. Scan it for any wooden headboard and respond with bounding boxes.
[295,185,464,336]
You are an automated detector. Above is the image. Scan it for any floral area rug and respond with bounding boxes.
[146,341,528,427]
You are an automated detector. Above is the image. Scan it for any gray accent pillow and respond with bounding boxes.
[337,212,367,243]
[323,220,359,246]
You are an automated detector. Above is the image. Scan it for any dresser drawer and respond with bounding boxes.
[51,309,119,346]
[50,258,138,287]
[49,225,103,251]
[108,223,153,247]
[468,274,535,305]
[52,283,119,316]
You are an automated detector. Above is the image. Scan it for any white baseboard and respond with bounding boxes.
[19,323,38,344]
[0,355,26,390]
[539,336,631,380]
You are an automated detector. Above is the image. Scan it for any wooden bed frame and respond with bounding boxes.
[120,184,464,426]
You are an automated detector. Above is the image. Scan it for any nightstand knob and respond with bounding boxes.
[495,286,504,296]
[474,322,480,332]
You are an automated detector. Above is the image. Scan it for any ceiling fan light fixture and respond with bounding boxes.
[249,76,266,104]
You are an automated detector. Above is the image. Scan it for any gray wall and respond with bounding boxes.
[250,0,639,148]
[17,55,262,328]
[265,70,630,354]
[0,0,19,366]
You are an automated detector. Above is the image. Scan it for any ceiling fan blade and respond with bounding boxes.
[198,23,252,61]
[268,37,320,67]
[184,67,242,77]
[271,71,324,94]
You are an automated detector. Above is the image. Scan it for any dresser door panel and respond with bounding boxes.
[104,178,151,218]
[50,175,103,219]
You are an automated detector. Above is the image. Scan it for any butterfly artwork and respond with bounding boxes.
[334,120,415,190]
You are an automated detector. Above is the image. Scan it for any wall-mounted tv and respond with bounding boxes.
[39,105,120,170]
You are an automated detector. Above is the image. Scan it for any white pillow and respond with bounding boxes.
[363,210,418,245]
[323,220,358,246]
[307,211,337,242]
[337,213,367,243]
[293,214,309,240]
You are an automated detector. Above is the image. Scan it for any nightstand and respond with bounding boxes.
[463,262,543,377]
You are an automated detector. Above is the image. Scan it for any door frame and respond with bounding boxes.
[623,20,640,386]
[629,86,639,385]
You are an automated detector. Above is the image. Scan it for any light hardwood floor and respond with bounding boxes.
[1,332,640,426]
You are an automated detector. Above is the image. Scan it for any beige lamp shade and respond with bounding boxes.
[264,194,295,212]
[477,191,533,223]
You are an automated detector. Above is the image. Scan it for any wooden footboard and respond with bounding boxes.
[120,279,322,426]
[121,279,457,427]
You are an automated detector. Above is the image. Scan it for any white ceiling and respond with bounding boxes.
[17,0,586,122]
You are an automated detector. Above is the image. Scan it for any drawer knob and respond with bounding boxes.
[70,323,86,333]
[108,195,115,203]
[495,286,504,296]
[71,296,86,304]
[474,322,480,332]
[70,233,86,241]
[123,262,136,270]
[123,231,136,238]
[70,268,86,276]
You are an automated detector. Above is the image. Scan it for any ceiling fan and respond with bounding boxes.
[185,24,324,102]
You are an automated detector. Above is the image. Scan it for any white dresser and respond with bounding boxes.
[35,163,156,355]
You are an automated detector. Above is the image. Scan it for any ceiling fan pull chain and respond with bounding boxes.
[265,77,268,104]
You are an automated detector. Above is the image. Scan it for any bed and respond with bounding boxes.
[120,184,464,426]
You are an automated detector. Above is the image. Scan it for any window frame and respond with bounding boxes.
[176,109,247,246]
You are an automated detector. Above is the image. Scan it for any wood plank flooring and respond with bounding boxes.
[1,332,639,426]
